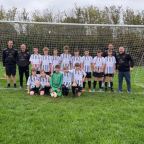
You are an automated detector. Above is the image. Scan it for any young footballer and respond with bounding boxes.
[62,66,73,96]
[50,65,63,97]
[27,68,40,96]
[39,69,51,96]
[71,63,86,97]
[71,49,82,69]
[51,48,61,72]
[93,50,105,92]
[41,47,52,75]
[104,51,116,92]
[60,45,72,70]
[29,47,42,74]
[82,50,93,92]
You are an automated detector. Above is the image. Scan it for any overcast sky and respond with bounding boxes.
[0,0,144,12]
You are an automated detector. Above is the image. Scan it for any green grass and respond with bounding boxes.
[0,66,144,144]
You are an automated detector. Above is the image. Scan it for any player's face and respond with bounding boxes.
[33,48,38,54]
[55,68,60,73]
[21,44,26,52]
[44,50,48,55]
[32,71,36,75]
[84,51,89,56]
[108,44,113,50]
[64,49,69,54]
[119,47,125,54]
[7,41,13,48]
[75,66,80,70]
[97,52,102,57]
[74,51,79,56]
[53,50,58,55]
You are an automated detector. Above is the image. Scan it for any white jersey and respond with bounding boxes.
[62,71,73,88]
[82,56,93,72]
[51,55,61,69]
[39,75,50,88]
[93,56,105,72]
[27,74,40,89]
[30,54,42,71]
[105,56,116,74]
[71,69,86,87]
[71,56,82,68]
[60,53,72,69]
[41,55,52,72]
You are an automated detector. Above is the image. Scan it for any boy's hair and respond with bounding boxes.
[53,48,58,51]
[63,66,69,70]
[43,47,49,51]
[63,45,69,50]
[84,49,89,52]
[74,49,79,52]
[75,63,80,67]
[33,47,38,50]
[55,64,60,69]
[97,50,102,53]
[31,68,36,72]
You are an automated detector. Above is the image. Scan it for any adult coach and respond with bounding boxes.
[17,44,30,88]
[2,40,18,88]
[117,47,134,93]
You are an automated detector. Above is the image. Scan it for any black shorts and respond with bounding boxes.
[105,74,114,77]
[45,72,51,76]
[36,71,40,74]
[86,72,92,78]
[5,65,16,76]
[30,87,40,94]
[40,86,51,94]
[93,72,104,78]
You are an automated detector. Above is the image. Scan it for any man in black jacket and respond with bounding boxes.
[117,47,134,93]
[2,40,18,88]
[17,44,30,88]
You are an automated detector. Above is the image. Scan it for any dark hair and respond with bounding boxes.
[63,45,69,50]
[55,65,60,69]
[75,63,80,67]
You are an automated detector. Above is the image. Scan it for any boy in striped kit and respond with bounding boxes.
[41,47,52,75]
[27,68,40,95]
[29,47,42,74]
[51,48,61,72]
[82,50,93,92]
[71,49,82,69]
[60,45,72,70]
[39,69,51,96]
[71,63,86,97]
[62,66,73,96]
[104,51,116,92]
[93,50,105,92]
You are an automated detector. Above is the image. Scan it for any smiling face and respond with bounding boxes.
[108,44,114,51]
[119,47,125,54]
[53,49,58,56]
[33,48,38,54]
[7,40,13,48]
[20,44,26,52]
[84,50,89,56]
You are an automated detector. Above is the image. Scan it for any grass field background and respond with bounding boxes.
[0,65,144,144]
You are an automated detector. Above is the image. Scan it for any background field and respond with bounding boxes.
[0,66,144,144]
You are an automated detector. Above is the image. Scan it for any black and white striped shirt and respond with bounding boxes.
[39,75,50,88]
[41,55,52,72]
[51,55,61,69]
[62,71,73,88]
[105,56,116,74]
[71,56,82,68]
[82,56,93,72]
[27,74,40,88]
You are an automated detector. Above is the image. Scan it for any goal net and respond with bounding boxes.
[0,21,144,86]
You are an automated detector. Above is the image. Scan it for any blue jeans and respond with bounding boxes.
[118,71,131,92]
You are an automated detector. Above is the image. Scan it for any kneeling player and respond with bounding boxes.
[104,51,116,92]
[27,68,40,95]
[92,50,105,92]
[50,65,63,97]
[62,66,73,96]
[39,70,51,96]
[71,63,86,97]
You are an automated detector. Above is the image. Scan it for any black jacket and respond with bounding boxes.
[2,48,18,66]
[116,53,134,72]
[17,51,30,67]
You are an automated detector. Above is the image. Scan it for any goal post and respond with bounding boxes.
[0,21,144,86]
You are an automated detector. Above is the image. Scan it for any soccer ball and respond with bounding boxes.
[51,92,57,98]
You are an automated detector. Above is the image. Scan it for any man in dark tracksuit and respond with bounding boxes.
[2,40,18,88]
[117,47,134,93]
[17,44,30,88]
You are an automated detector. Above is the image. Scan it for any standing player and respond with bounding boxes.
[92,50,105,92]
[29,47,42,74]
[82,50,93,92]
[41,47,52,75]
[71,49,82,69]
[60,45,72,70]
[2,40,18,88]
[51,48,61,72]
[104,51,116,92]
[17,44,30,88]
[71,63,86,97]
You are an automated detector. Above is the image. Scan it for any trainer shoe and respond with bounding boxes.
[7,83,10,88]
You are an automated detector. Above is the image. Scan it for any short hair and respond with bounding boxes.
[63,45,69,50]
[74,49,79,52]
[31,68,36,72]
[33,47,38,49]
[55,65,60,69]
[84,49,89,52]
[53,48,58,51]
[43,47,49,51]
[97,50,102,53]
[75,63,80,67]
[63,66,69,70]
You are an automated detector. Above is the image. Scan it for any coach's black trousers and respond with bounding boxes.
[18,66,29,87]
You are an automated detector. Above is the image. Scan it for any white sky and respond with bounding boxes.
[0,0,144,12]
